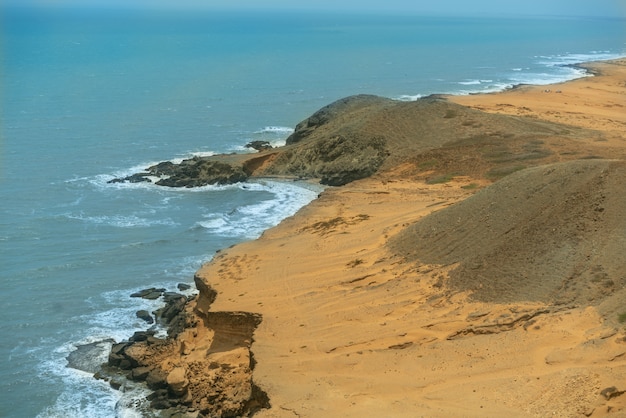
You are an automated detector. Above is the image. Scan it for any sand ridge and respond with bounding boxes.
[390,159,626,308]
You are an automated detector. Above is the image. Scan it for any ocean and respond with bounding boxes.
[1,7,624,417]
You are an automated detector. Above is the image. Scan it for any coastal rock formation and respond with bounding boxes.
[155,158,249,188]
[245,140,273,152]
[67,339,115,374]
[131,287,166,299]
[108,157,250,187]
[136,309,154,324]
[99,284,269,417]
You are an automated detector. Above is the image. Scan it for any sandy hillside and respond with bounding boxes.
[195,60,626,417]
[195,172,626,417]
[450,59,626,138]
[389,159,626,311]
[114,60,626,418]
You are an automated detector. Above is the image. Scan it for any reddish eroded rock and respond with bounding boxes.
[104,285,268,417]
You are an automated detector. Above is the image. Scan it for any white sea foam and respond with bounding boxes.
[455,82,513,95]
[37,364,152,418]
[89,287,184,340]
[229,125,295,150]
[447,51,625,96]
[537,51,621,67]
[89,163,162,191]
[514,51,624,86]
[269,138,288,148]
[36,267,209,417]
[65,213,178,228]
[189,150,217,158]
[36,332,149,418]
[170,150,217,164]
[458,80,482,85]
[254,126,294,135]
[394,94,422,101]
[196,180,321,239]
[36,369,124,418]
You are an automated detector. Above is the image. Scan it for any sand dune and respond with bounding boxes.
[390,159,626,309]
[198,173,625,417]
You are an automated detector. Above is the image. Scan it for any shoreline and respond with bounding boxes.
[448,58,626,137]
[106,59,626,417]
[416,54,626,101]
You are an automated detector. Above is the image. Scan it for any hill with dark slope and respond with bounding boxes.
[256,94,621,184]
[389,159,626,320]
[110,94,623,187]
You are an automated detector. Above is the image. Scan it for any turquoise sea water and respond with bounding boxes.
[1,7,624,417]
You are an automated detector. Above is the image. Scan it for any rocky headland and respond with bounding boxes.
[95,59,626,417]
[108,89,614,189]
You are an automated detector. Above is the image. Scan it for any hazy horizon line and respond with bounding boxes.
[2,3,624,21]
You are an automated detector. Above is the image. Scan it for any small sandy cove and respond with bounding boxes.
[191,59,626,417]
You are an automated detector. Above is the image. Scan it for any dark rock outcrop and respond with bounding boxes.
[149,161,177,176]
[177,283,191,291]
[154,158,249,187]
[131,287,165,299]
[108,157,249,187]
[108,172,153,184]
[136,310,154,324]
[156,292,189,337]
[245,141,273,152]
[67,339,115,373]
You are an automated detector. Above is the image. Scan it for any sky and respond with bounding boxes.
[2,0,625,18]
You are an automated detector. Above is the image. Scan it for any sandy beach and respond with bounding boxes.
[117,59,626,417]
[450,59,626,139]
